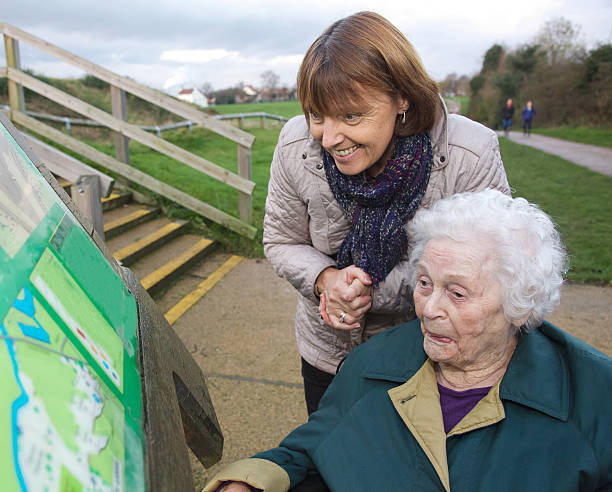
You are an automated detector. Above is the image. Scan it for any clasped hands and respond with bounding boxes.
[316,265,373,330]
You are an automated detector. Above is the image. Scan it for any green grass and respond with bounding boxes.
[212,101,303,119]
[500,137,612,284]
[532,126,612,148]
[445,96,470,115]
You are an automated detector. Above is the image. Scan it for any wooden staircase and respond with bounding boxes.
[97,189,243,325]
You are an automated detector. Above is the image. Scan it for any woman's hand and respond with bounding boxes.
[316,266,372,329]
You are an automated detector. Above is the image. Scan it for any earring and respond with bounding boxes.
[401,112,406,124]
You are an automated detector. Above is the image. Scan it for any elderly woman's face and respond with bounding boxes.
[413,238,514,371]
[309,88,407,176]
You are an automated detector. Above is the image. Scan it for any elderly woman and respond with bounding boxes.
[263,11,510,415]
[206,190,612,492]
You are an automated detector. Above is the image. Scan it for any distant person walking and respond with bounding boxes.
[521,101,536,136]
[501,98,514,136]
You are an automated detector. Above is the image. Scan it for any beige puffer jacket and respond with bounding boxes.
[263,104,510,374]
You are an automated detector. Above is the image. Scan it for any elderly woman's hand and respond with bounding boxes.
[217,481,256,492]
[316,266,372,329]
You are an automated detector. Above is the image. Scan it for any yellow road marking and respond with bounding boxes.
[165,255,243,325]
[113,221,183,262]
[140,237,213,291]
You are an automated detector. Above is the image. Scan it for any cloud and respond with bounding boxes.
[160,49,239,64]
[2,0,611,92]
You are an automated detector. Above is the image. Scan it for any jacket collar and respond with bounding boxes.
[362,320,570,421]
[499,322,569,421]
[429,96,450,171]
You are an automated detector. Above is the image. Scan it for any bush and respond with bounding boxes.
[81,74,110,90]
[469,74,485,96]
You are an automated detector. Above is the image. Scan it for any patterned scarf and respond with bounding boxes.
[323,133,433,287]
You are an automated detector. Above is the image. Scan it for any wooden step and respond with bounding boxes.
[140,237,216,295]
[56,177,72,195]
[101,191,132,211]
[112,220,189,266]
[103,206,160,239]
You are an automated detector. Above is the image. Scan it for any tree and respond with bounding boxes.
[532,17,585,65]
[199,81,214,98]
[507,44,543,74]
[439,73,458,95]
[482,44,504,72]
[582,43,612,85]
[260,70,280,89]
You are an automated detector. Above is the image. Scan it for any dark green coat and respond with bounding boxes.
[249,319,612,491]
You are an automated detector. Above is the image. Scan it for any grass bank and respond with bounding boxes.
[532,126,612,148]
[500,137,612,284]
[212,101,303,119]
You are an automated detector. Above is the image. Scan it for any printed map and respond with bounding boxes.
[0,121,145,491]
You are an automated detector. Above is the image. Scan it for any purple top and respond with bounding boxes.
[438,384,492,434]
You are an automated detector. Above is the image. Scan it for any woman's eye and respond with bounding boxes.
[450,291,465,300]
[418,279,429,289]
[310,112,322,122]
[345,114,360,122]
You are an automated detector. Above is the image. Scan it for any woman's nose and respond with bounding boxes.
[321,119,344,149]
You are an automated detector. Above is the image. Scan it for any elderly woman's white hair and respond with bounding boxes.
[408,189,568,332]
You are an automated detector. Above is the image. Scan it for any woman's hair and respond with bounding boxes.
[407,190,569,332]
[297,11,440,135]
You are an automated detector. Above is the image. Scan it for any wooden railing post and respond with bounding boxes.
[111,85,130,164]
[71,175,105,241]
[237,144,252,224]
[4,35,25,113]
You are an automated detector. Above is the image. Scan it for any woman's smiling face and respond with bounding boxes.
[308,87,407,177]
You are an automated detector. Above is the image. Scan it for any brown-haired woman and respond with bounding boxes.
[264,11,510,415]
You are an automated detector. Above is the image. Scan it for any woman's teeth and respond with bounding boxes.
[334,144,360,157]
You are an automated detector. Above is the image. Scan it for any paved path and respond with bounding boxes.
[499,131,612,177]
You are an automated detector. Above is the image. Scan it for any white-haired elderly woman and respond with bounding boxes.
[206,189,612,492]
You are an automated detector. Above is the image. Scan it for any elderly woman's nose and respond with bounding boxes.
[421,290,445,318]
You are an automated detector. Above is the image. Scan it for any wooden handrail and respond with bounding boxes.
[0,23,254,148]
[1,23,258,236]
[11,110,258,239]
[7,67,255,195]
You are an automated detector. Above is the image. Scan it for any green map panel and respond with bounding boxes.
[0,119,145,491]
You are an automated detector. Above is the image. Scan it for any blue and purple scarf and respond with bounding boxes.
[323,133,433,287]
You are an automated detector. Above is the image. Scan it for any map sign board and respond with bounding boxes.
[0,119,146,491]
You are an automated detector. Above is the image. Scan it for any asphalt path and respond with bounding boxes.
[499,131,612,177]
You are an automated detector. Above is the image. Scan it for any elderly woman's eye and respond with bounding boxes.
[450,290,465,300]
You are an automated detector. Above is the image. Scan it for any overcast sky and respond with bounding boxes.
[2,0,611,94]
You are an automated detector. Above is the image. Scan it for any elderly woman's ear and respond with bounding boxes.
[511,314,531,332]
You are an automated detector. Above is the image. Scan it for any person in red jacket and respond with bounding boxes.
[501,98,514,136]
